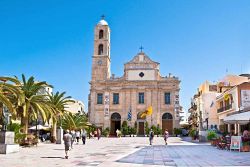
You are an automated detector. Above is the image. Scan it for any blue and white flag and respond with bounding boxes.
[127,107,132,121]
[210,101,214,108]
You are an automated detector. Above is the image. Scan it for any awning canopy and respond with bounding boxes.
[224,111,250,125]
[29,125,50,130]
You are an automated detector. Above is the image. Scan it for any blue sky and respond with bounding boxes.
[0,0,250,112]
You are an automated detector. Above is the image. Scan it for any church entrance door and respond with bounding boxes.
[110,113,121,136]
[138,122,145,136]
[162,113,173,135]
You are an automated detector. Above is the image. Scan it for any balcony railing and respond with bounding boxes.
[217,104,232,113]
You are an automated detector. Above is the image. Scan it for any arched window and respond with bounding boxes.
[99,30,104,39]
[162,113,173,120]
[111,112,121,121]
[98,44,103,55]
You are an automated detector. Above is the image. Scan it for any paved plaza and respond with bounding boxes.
[1,137,250,167]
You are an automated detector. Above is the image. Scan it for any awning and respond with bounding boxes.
[29,125,50,130]
[224,111,250,125]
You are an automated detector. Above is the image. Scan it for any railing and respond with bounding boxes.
[217,104,232,113]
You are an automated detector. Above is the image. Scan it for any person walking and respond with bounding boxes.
[149,129,154,145]
[116,129,120,137]
[63,130,72,159]
[70,130,76,149]
[82,129,87,145]
[75,130,80,144]
[97,128,101,140]
[164,129,169,145]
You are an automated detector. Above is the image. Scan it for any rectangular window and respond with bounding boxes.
[113,93,119,104]
[165,92,171,104]
[138,92,144,104]
[97,93,103,104]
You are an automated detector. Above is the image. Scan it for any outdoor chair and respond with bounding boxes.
[216,137,227,150]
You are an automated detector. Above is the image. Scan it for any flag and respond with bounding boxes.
[210,101,214,108]
[127,107,132,121]
[140,106,153,118]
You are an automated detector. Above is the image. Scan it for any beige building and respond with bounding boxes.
[88,18,181,135]
[189,74,250,135]
[188,81,219,131]
[216,74,250,134]
[65,99,85,115]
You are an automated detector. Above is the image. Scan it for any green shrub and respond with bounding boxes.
[189,129,196,138]
[102,127,110,137]
[121,121,129,136]
[145,121,150,135]
[174,128,182,136]
[207,130,217,140]
[7,123,25,144]
[156,124,162,136]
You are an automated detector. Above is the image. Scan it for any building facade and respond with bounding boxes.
[188,74,250,135]
[88,18,181,135]
[65,99,85,115]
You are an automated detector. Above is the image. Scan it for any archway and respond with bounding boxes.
[137,112,146,136]
[110,112,121,135]
[162,112,173,135]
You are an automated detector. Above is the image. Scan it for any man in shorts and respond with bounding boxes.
[63,130,72,159]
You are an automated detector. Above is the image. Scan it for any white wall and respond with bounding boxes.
[127,70,155,80]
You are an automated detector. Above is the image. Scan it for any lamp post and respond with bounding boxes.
[36,110,38,139]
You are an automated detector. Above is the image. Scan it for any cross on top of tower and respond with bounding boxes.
[139,46,144,53]
[101,15,105,20]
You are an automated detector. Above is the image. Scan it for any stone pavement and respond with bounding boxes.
[1,137,250,167]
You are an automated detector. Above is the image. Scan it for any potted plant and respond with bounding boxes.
[156,124,161,137]
[145,121,150,137]
[102,127,110,137]
[121,121,128,137]
[207,130,217,144]
[189,129,196,140]
[174,128,182,137]
[242,137,250,152]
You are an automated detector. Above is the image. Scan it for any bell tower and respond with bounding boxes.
[91,16,111,81]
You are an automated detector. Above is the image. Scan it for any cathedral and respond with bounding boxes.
[88,17,181,135]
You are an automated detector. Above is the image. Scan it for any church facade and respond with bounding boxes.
[88,18,181,135]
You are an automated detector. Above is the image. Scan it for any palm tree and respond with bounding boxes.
[47,91,73,142]
[0,75,53,134]
[0,78,24,125]
[61,112,88,131]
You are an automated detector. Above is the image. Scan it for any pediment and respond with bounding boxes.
[125,52,159,66]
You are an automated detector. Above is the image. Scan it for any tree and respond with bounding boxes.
[0,78,25,115]
[0,75,52,134]
[145,121,150,136]
[121,120,129,136]
[61,112,88,131]
[47,91,73,142]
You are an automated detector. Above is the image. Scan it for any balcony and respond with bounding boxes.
[217,104,232,113]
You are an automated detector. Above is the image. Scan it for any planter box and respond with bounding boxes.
[242,145,250,152]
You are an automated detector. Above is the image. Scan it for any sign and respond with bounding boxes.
[230,136,242,152]
[104,92,109,117]
[241,90,250,108]
[174,92,180,118]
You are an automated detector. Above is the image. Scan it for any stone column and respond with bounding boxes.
[227,124,231,133]
[237,124,241,136]
[56,128,63,144]
[234,123,237,135]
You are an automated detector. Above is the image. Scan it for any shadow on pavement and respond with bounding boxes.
[41,156,64,159]
[53,149,65,150]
